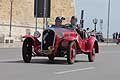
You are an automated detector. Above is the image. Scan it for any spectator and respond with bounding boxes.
[116,32,118,39]
[119,32,120,38]
[113,33,115,40]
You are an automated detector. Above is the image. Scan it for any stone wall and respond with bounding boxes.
[0,0,75,39]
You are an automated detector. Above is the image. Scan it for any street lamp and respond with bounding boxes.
[93,18,98,32]
[43,0,47,30]
[100,19,103,32]
[35,0,38,31]
[107,0,111,43]
[9,0,13,37]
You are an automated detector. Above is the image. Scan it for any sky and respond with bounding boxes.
[75,0,120,38]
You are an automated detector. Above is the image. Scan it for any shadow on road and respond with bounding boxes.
[0,59,89,65]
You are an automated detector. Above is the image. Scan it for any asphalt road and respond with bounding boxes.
[0,44,120,80]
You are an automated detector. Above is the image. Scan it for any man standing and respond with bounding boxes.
[116,32,118,39]
[118,32,120,38]
[113,33,115,40]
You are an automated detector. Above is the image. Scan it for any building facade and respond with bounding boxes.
[0,0,75,40]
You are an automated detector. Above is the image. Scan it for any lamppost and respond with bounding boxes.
[80,10,84,28]
[9,0,13,37]
[43,0,47,30]
[107,0,111,43]
[93,18,98,32]
[35,0,38,31]
[100,19,103,32]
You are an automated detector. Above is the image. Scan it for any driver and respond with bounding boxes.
[52,17,65,28]
[55,17,62,27]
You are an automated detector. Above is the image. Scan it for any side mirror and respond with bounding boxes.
[34,31,41,38]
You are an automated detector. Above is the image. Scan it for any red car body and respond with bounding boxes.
[116,38,120,44]
[22,27,99,64]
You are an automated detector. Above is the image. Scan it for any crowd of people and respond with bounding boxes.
[113,32,120,40]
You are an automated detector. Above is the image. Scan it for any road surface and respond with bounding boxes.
[0,44,120,80]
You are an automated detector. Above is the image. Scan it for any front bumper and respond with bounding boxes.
[41,46,55,55]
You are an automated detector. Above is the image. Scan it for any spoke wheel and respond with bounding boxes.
[67,41,76,64]
[22,39,32,63]
[48,55,55,61]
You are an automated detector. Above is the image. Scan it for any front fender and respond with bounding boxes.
[117,38,120,42]
[23,35,36,41]
[22,35,40,47]
[22,35,41,54]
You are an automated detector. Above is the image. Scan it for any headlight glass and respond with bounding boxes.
[34,31,41,38]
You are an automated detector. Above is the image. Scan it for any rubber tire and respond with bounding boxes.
[88,48,95,62]
[22,39,32,63]
[48,56,55,61]
[116,42,119,45]
[67,41,76,64]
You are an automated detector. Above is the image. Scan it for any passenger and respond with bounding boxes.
[67,16,85,38]
[68,16,78,29]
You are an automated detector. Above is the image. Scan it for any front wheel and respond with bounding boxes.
[67,41,76,64]
[22,39,32,63]
[88,48,95,62]
[48,56,55,61]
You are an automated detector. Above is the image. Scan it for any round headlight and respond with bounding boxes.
[34,31,41,38]
[58,32,64,38]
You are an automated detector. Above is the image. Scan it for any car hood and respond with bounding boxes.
[49,27,74,33]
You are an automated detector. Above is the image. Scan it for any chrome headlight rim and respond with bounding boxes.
[34,31,41,38]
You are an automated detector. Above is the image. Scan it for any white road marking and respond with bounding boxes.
[54,67,95,75]
[0,58,22,62]
[0,57,49,62]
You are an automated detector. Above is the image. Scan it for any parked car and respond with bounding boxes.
[22,26,99,64]
[96,32,104,42]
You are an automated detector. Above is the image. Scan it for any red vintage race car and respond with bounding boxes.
[116,38,120,44]
[22,27,99,64]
